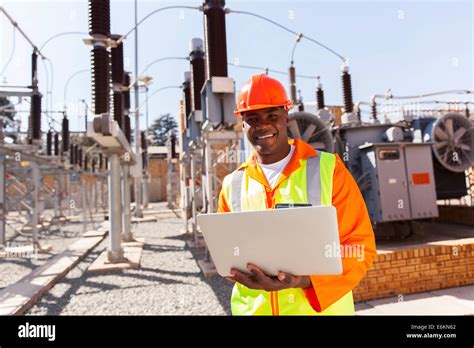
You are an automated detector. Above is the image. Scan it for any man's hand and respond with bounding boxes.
[225,263,312,291]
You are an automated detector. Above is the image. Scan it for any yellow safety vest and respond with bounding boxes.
[221,150,354,315]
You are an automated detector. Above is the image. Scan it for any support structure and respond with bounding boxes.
[107,154,125,261]
[0,154,5,245]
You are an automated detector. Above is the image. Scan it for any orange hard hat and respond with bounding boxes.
[234,73,293,115]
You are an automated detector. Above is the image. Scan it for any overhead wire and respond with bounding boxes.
[227,62,318,80]
[0,26,16,78]
[227,9,346,62]
[116,6,201,45]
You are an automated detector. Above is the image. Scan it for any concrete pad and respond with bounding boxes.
[357,290,473,315]
[131,216,158,223]
[37,244,53,254]
[428,285,474,312]
[186,238,206,249]
[83,230,108,238]
[0,234,106,315]
[87,240,144,273]
[197,258,218,277]
[121,237,145,248]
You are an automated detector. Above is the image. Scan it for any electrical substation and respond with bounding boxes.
[0,0,473,317]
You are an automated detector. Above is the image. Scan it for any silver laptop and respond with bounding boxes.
[196,205,343,277]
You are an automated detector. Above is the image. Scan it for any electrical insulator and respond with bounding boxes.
[183,72,191,127]
[142,152,147,171]
[170,132,177,159]
[88,0,110,37]
[105,157,108,170]
[78,147,83,167]
[370,96,377,121]
[54,133,59,156]
[46,131,52,156]
[62,115,69,153]
[466,106,470,118]
[289,65,297,104]
[113,92,124,129]
[297,90,304,112]
[140,131,147,151]
[28,93,42,144]
[124,115,131,143]
[91,158,96,173]
[91,47,110,115]
[111,34,125,129]
[141,131,148,170]
[69,145,74,164]
[316,78,325,110]
[84,154,88,171]
[31,50,38,84]
[189,39,205,111]
[341,63,354,114]
[123,72,131,110]
[203,0,228,78]
[99,153,103,170]
[110,34,125,84]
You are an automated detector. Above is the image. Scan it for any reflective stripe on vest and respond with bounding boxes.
[226,151,354,316]
[230,169,244,212]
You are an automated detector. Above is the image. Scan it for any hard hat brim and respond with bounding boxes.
[234,101,294,116]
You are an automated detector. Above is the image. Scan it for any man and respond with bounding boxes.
[217,73,376,315]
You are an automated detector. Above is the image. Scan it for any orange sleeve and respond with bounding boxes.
[217,186,231,213]
[304,154,377,312]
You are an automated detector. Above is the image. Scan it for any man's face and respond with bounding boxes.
[242,107,289,156]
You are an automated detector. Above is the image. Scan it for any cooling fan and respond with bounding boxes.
[287,112,334,152]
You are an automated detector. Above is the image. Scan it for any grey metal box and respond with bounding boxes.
[359,143,438,223]
[404,144,439,219]
[187,110,201,144]
[201,78,236,128]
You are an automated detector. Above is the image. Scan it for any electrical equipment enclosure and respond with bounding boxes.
[359,143,438,224]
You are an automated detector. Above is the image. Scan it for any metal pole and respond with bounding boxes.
[31,161,40,248]
[102,178,106,212]
[94,180,98,213]
[134,0,143,217]
[58,171,64,216]
[107,154,125,262]
[0,154,5,245]
[122,164,133,242]
[182,158,189,233]
[204,140,214,213]
[53,174,59,217]
[142,174,149,208]
[82,180,87,234]
[84,101,88,132]
[146,86,149,131]
[190,153,199,246]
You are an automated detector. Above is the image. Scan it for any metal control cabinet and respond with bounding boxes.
[359,143,439,223]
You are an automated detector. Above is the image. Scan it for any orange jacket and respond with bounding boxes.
[217,139,377,312]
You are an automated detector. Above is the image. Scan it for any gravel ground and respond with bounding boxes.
[26,204,233,315]
[0,212,105,290]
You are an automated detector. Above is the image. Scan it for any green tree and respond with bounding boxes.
[148,113,178,146]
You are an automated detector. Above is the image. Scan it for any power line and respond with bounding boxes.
[0,26,16,77]
[116,6,201,45]
[227,62,318,80]
[227,9,346,62]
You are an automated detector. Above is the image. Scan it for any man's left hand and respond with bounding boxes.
[226,263,312,291]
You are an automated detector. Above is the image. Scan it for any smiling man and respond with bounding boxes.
[217,73,376,315]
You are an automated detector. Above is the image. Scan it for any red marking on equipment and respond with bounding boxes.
[412,172,430,185]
